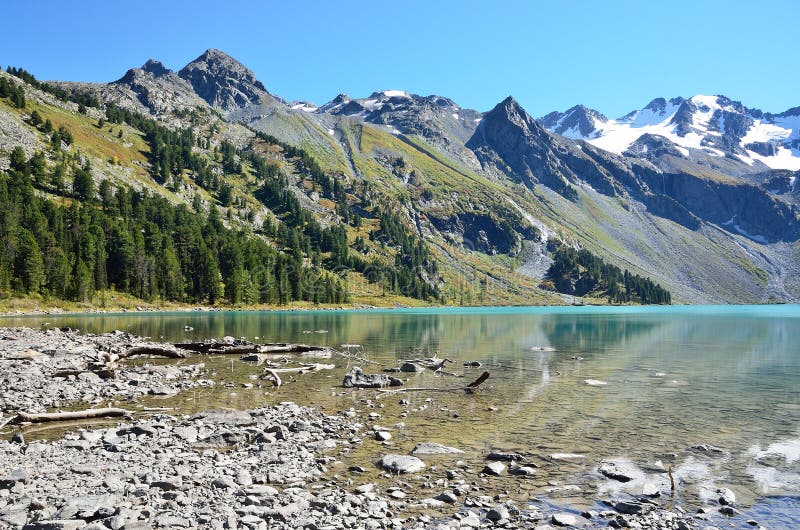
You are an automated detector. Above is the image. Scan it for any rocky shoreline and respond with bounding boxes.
[0,328,738,529]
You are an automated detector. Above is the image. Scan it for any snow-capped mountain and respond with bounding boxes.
[538,95,800,171]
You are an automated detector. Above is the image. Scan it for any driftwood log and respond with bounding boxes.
[175,342,326,355]
[121,346,188,359]
[8,407,131,425]
[376,371,491,396]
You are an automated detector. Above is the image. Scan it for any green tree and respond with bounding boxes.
[9,146,26,172]
[72,169,94,200]
[14,229,44,294]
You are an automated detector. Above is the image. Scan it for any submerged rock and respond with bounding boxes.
[552,512,577,526]
[411,442,464,455]
[599,460,640,482]
[483,461,507,475]
[342,367,402,388]
[400,362,425,373]
[379,454,425,473]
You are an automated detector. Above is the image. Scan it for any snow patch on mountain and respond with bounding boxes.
[539,95,800,170]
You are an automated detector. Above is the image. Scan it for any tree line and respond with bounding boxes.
[545,245,671,304]
[2,66,443,304]
[0,149,348,305]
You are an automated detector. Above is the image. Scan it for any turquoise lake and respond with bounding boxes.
[2,305,798,527]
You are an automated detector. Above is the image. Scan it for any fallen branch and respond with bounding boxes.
[265,363,335,374]
[261,368,282,387]
[9,407,131,425]
[121,346,187,359]
[376,371,490,397]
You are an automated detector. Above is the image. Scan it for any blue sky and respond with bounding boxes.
[2,0,798,117]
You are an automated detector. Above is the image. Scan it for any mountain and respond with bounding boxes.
[177,48,275,112]
[2,50,800,308]
[538,95,800,173]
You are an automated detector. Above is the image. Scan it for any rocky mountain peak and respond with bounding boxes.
[537,104,607,138]
[141,59,171,77]
[178,48,268,112]
[485,96,549,137]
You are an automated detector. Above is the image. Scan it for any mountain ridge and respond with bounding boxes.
[2,49,800,306]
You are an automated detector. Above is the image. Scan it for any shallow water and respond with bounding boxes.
[3,305,799,527]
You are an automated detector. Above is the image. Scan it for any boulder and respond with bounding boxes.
[483,461,506,476]
[342,367,402,388]
[598,460,639,482]
[379,454,425,473]
[552,513,577,526]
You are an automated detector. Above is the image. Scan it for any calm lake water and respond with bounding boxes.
[3,305,799,527]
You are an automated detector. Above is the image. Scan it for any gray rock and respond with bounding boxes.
[154,514,192,527]
[342,367,402,388]
[148,385,176,395]
[0,468,30,488]
[486,505,510,522]
[379,454,425,473]
[482,461,506,476]
[510,465,537,476]
[435,491,458,504]
[411,442,463,455]
[552,513,577,526]
[245,485,279,496]
[717,487,736,505]
[642,482,660,497]
[599,460,639,482]
[211,477,238,490]
[486,451,522,461]
[613,500,653,515]
[71,465,100,475]
[400,362,425,373]
[22,521,88,530]
[150,477,182,491]
[192,408,254,425]
[62,440,91,451]
[55,494,118,519]
[375,430,391,442]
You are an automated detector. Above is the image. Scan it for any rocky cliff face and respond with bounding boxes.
[111,60,206,115]
[466,97,582,199]
[178,49,272,112]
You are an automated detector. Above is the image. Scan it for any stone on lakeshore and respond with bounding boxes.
[510,465,537,476]
[379,454,425,473]
[552,513,577,526]
[342,367,402,388]
[22,521,88,530]
[148,385,176,395]
[613,500,653,515]
[642,482,661,497]
[0,468,30,488]
[192,408,254,426]
[70,465,100,476]
[598,460,639,482]
[435,491,458,504]
[245,485,279,496]
[482,461,506,476]
[154,514,192,527]
[55,494,118,520]
[411,442,463,455]
[486,451,522,461]
[400,362,425,373]
[717,487,736,505]
[486,505,510,522]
